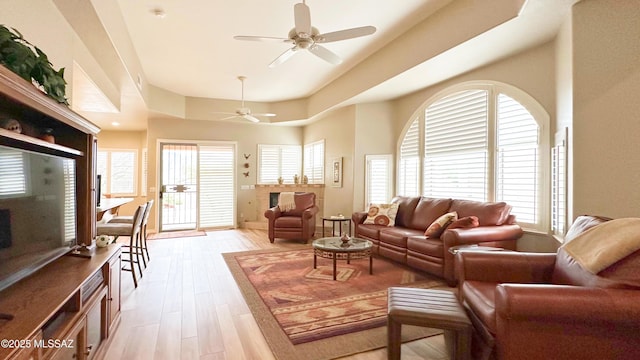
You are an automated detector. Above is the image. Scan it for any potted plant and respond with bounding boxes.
[0,25,68,105]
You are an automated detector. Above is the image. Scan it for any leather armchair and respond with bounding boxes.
[456,215,640,360]
[264,192,318,243]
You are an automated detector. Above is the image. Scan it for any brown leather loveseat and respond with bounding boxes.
[352,196,523,284]
[456,215,640,359]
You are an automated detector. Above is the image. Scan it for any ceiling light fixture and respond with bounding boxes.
[111,122,120,126]
[151,8,166,19]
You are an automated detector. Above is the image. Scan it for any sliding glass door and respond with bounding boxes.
[159,141,236,231]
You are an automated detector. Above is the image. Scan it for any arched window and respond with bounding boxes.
[397,82,549,231]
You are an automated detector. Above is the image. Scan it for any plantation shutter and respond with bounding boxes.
[551,130,567,236]
[366,154,392,205]
[258,145,279,183]
[398,118,420,196]
[281,146,302,183]
[109,150,136,195]
[62,159,76,243]
[496,93,539,225]
[303,140,324,184]
[258,145,301,184]
[424,90,488,201]
[198,144,235,228]
[141,148,148,196]
[0,150,27,196]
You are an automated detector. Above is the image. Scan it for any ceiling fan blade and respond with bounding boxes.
[218,115,239,121]
[316,26,377,43]
[294,2,311,35]
[242,114,261,123]
[309,45,342,65]
[234,35,291,43]
[253,113,277,117]
[268,47,298,68]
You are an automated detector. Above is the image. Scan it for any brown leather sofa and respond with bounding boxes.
[456,215,640,360]
[264,192,319,243]
[352,196,523,284]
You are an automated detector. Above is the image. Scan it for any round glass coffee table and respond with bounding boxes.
[312,237,373,280]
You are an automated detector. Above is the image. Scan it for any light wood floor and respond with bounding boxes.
[102,229,449,360]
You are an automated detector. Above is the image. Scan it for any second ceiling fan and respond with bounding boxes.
[216,76,276,123]
[234,1,376,68]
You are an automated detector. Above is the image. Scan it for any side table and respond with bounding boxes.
[322,216,352,237]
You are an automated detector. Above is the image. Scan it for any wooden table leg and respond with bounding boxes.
[369,255,373,275]
[314,253,317,269]
[333,256,337,280]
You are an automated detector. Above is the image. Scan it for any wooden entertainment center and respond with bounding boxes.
[0,65,121,360]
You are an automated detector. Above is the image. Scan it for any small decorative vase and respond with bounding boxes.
[277,176,283,184]
[340,232,351,247]
[294,174,299,184]
[302,175,308,184]
[40,128,55,143]
[95,235,112,248]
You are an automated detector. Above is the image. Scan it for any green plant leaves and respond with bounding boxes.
[0,25,69,105]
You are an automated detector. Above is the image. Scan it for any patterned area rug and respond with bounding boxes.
[223,248,449,360]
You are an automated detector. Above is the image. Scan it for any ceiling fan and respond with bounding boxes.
[234,0,376,68]
[216,76,276,123]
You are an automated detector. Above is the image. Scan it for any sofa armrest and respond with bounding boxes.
[496,284,640,325]
[302,205,319,219]
[264,206,282,220]
[352,211,368,225]
[442,224,523,247]
[493,284,640,359]
[456,251,557,284]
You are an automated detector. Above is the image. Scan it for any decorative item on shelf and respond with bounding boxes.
[302,175,308,184]
[95,234,112,248]
[0,25,69,105]
[277,176,284,184]
[340,232,351,247]
[294,174,300,184]
[39,128,55,143]
[0,118,22,133]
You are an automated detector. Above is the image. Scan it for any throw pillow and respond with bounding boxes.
[448,216,480,230]
[363,203,399,226]
[424,212,458,238]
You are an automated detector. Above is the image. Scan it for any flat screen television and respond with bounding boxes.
[0,144,77,292]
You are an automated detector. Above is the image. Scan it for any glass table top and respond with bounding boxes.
[312,237,372,251]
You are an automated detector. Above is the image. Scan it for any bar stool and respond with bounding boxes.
[109,200,153,266]
[97,204,146,288]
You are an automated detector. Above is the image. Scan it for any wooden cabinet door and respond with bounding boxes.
[48,319,85,360]
[84,289,107,360]
[107,253,121,333]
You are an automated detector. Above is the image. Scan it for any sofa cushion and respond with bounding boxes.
[275,216,302,228]
[461,280,498,334]
[364,203,399,226]
[379,227,424,247]
[425,211,457,238]
[407,236,444,258]
[449,199,511,226]
[551,248,640,289]
[449,216,480,229]
[409,197,452,230]
[356,224,386,240]
[390,196,421,228]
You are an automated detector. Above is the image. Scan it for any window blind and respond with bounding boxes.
[198,144,235,228]
[258,144,301,184]
[398,118,420,196]
[366,154,392,205]
[424,90,488,201]
[551,132,567,236]
[303,140,324,184]
[62,159,76,243]
[496,93,539,224]
[0,150,27,196]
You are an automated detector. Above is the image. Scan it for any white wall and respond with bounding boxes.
[571,0,640,219]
